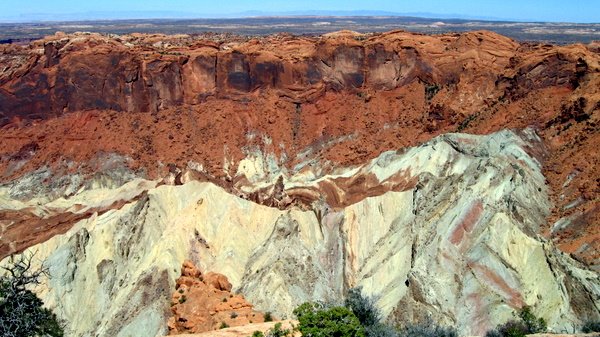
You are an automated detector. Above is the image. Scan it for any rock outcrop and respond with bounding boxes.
[168,261,266,335]
[2,130,598,337]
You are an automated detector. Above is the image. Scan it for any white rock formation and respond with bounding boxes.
[1,129,598,337]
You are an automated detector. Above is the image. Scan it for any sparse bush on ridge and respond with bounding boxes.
[518,305,546,333]
[486,320,529,337]
[0,252,64,337]
[249,323,293,337]
[366,322,399,337]
[582,320,600,333]
[266,322,292,337]
[484,328,503,337]
[398,320,457,337]
[485,306,547,337]
[345,286,381,327]
[345,286,399,337]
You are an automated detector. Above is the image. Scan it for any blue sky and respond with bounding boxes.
[0,0,597,23]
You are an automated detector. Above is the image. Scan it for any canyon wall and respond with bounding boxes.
[0,30,599,337]
[1,30,598,266]
[2,130,598,337]
[0,30,591,124]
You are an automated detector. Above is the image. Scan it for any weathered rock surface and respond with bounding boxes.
[1,30,598,265]
[2,130,598,337]
[0,30,590,122]
[168,261,266,335]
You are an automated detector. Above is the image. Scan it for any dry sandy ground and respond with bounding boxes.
[168,325,600,337]
[169,320,298,337]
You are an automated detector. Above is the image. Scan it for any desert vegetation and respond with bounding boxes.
[261,322,293,337]
[290,287,457,337]
[294,302,365,337]
[0,252,63,337]
[286,288,600,337]
[485,306,547,337]
[581,320,600,333]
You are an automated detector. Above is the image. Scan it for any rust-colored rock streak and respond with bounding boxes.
[450,200,484,245]
[0,191,147,259]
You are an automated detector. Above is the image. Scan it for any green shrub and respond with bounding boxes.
[178,295,187,304]
[484,328,503,337]
[492,320,529,337]
[0,253,64,337]
[293,302,365,337]
[425,84,440,101]
[220,322,230,329]
[252,331,265,337]
[486,306,547,337]
[582,320,600,333]
[345,287,380,327]
[345,287,398,337]
[365,322,399,337]
[518,306,546,333]
[264,311,273,322]
[266,322,292,337]
[398,321,457,337]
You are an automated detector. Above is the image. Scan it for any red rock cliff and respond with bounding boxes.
[0,30,598,266]
[0,30,591,123]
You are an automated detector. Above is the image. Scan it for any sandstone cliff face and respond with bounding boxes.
[1,30,598,266]
[1,130,598,337]
[0,30,574,122]
[1,29,596,125]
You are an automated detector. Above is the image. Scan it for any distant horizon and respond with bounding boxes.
[0,10,523,24]
[0,1,598,24]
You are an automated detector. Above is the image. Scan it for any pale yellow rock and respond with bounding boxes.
[2,129,599,337]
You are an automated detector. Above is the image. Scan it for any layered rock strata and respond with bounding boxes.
[1,130,598,337]
[1,30,598,265]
